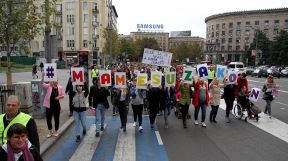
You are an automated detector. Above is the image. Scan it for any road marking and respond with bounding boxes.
[155,131,163,145]
[220,99,288,144]
[69,124,106,161]
[248,79,262,83]
[113,123,136,161]
[276,101,288,107]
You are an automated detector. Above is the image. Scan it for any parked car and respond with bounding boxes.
[246,66,255,76]
[281,68,288,77]
[227,62,246,74]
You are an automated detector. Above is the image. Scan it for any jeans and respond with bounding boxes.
[119,101,128,128]
[95,104,106,132]
[132,104,143,126]
[113,105,118,114]
[164,105,171,124]
[194,103,207,122]
[209,105,219,121]
[224,97,235,118]
[265,100,272,116]
[74,111,87,136]
[179,103,189,123]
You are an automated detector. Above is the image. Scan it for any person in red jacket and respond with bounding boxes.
[192,77,209,127]
[235,73,248,96]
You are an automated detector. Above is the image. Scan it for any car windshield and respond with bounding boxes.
[228,64,235,68]
[236,64,244,68]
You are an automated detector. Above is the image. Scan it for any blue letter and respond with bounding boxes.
[198,67,208,77]
[217,67,225,78]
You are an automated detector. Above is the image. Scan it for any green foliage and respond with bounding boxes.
[118,38,135,61]
[133,37,160,61]
[102,28,120,58]
[270,30,288,65]
[169,42,203,63]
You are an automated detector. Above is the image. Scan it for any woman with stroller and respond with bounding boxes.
[262,75,276,118]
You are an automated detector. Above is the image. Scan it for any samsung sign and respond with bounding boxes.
[137,24,164,30]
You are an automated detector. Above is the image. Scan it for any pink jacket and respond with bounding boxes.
[42,82,64,108]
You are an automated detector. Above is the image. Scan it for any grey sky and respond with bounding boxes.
[113,0,287,37]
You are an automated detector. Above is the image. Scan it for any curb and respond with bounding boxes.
[40,117,74,156]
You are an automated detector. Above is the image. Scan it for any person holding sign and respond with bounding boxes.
[88,79,110,137]
[223,77,237,123]
[161,85,176,129]
[148,84,161,129]
[209,78,223,123]
[262,75,276,118]
[192,77,209,128]
[130,79,144,132]
[118,87,130,132]
[178,80,192,128]
[41,75,64,138]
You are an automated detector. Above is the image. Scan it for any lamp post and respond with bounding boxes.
[109,0,113,67]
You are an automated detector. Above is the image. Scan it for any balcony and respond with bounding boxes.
[92,8,99,14]
[55,10,62,14]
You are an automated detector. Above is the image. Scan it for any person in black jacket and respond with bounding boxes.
[223,78,237,123]
[88,79,110,137]
[0,123,43,161]
[148,84,161,129]
[0,95,40,152]
[65,77,74,117]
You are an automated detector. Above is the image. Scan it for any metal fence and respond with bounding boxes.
[0,85,14,114]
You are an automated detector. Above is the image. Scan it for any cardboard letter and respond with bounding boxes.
[99,70,111,87]
[136,73,147,89]
[249,88,261,102]
[71,67,84,85]
[197,64,208,80]
[115,72,126,88]
[151,71,162,87]
[165,72,176,87]
[216,65,227,80]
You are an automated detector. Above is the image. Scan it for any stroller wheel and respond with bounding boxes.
[244,117,248,122]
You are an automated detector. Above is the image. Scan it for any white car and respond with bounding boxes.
[227,62,246,74]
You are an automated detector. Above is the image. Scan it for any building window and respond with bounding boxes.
[264,20,269,29]
[236,46,240,51]
[228,45,232,51]
[221,38,226,43]
[56,16,62,24]
[221,46,225,51]
[264,29,269,35]
[273,29,279,35]
[83,1,88,10]
[236,30,241,37]
[229,30,233,37]
[56,4,62,12]
[245,30,250,37]
[245,37,250,43]
[68,27,74,35]
[285,19,288,28]
[216,31,219,37]
[93,39,97,47]
[255,20,259,25]
[245,21,250,26]
[212,32,214,38]
[67,15,75,23]
[222,23,226,29]
[228,38,232,43]
[66,2,75,11]
[83,14,88,23]
[236,22,241,30]
[83,40,88,48]
[236,39,240,43]
[67,40,75,47]
[211,25,214,30]
[274,20,279,28]
[83,27,88,35]
[216,24,219,30]
[229,23,233,28]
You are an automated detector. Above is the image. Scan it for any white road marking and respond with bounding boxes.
[220,99,288,144]
[155,131,163,145]
[113,123,136,161]
[276,102,288,107]
[69,124,106,161]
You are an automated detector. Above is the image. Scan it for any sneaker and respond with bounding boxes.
[69,112,73,117]
[213,120,217,123]
[226,117,230,123]
[123,126,126,132]
[53,132,59,137]
[201,122,206,128]
[164,123,168,129]
[100,126,104,131]
[194,120,199,125]
[113,113,116,116]
[76,135,80,142]
[133,122,137,127]
[95,132,100,137]
[47,133,52,138]
[139,126,143,132]
[83,130,86,135]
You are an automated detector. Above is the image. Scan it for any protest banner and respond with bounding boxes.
[197,64,208,80]
[226,71,237,84]
[136,73,147,89]
[71,67,84,85]
[182,67,195,84]
[44,63,57,81]
[141,48,172,67]
[151,71,162,87]
[99,70,111,87]
[249,88,261,102]
[165,72,176,87]
[216,65,227,80]
[114,72,126,88]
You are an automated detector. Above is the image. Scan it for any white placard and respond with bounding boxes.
[136,73,147,89]
[216,65,227,80]
[165,72,176,87]
[114,72,126,88]
[249,88,261,102]
[71,67,84,85]
[226,71,237,84]
[197,64,208,80]
[182,67,195,84]
[151,71,162,87]
[99,70,111,87]
[141,48,172,67]
[44,63,57,81]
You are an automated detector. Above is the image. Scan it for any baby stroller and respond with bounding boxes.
[233,95,261,122]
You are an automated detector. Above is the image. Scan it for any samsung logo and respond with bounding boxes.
[137,24,164,30]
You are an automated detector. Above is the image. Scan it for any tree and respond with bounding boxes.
[102,28,120,64]
[133,38,160,61]
[0,0,46,87]
[270,30,288,66]
[169,42,203,63]
[118,38,135,62]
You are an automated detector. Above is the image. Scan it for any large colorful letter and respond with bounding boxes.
[114,72,126,88]
[165,72,176,87]
[216,65,227,80]
[99,70,111,87]
[44,63,57,81]
[151,71,162,87]
[249,88,261,102]
[182,67,194,84]
[136,73,147,89]
[197,64,208,80]
[227,71,237,84]
[71,67,84,85]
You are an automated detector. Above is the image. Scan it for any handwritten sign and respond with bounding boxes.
[136,73,147,89]
[44,63,57,81]
[114,72,126,88]
[71,67,84,85]
[151,71,162,87]
[142,48,172,67]
[165,72,176,87]
[99,70,111,87]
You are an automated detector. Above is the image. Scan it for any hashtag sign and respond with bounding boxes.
[46,66,55,78]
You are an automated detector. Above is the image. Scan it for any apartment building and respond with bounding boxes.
[130,32,169,51]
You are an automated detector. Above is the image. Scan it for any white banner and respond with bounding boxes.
[44,63,57,81]
[141,48,172,67]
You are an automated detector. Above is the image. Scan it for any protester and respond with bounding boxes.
[39,62,44,72]
[177,80,192,128]
[209,78,222,123]
[0,95,40,151]
[148,84,161,129]
[32,64,38,79]
[130,79,144,132]
[72,83,89,142]
[208,66,215,89]
[161,85,176,128]
[0,123,43,161]
[89,79,110,137]
[262,75,276,118]
[192,78,209,127]
[91,66,99,84]
[41,78,65,138]
[118,87,130,132]
[111,87,120,116]
[223,76,237,123]
[65,77,74,117]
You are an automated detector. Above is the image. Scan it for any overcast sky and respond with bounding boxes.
[113,0,287,37]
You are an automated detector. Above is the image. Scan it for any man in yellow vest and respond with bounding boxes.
[208,66,215,89]
[91,65,99,85]
[0,95,40,151]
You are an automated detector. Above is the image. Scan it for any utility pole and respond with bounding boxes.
[45,0,51,63]
[109,0,113,67]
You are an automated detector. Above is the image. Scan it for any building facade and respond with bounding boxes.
[130,32,169,51]
[205,8,288,64]
[31,0,118,66]
[169,36,205,50]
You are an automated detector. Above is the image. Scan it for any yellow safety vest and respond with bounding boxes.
[91,69,99,78]
[208,70,215,80]
[0,112,31,144]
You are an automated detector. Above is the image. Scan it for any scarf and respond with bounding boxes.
[7,142,34,161]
